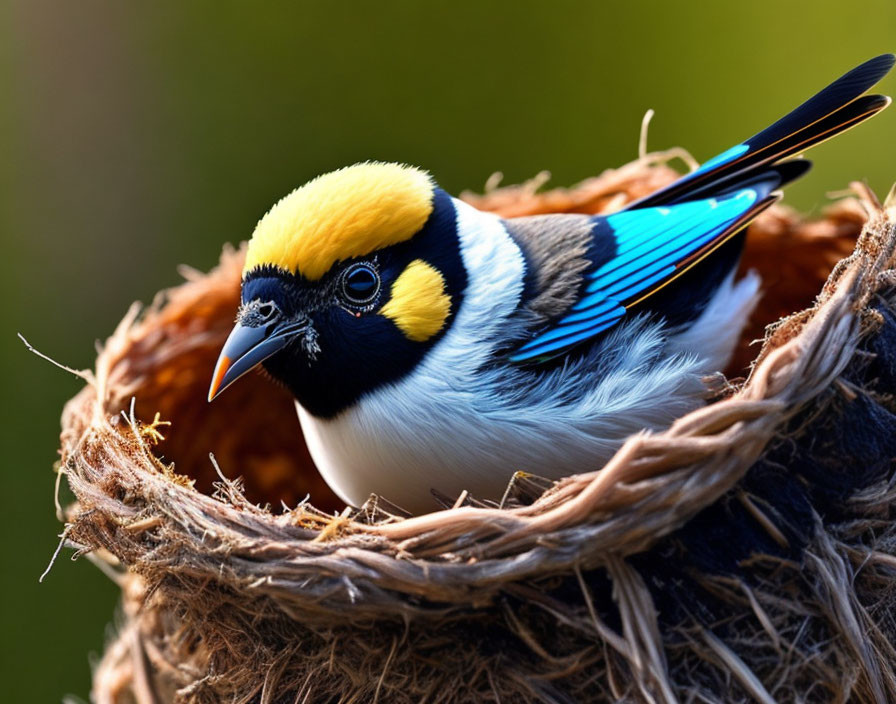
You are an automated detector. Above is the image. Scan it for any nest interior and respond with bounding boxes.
[56,154,896,704]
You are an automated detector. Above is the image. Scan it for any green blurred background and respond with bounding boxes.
[2,1,894,700]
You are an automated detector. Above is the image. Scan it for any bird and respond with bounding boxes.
[208,55,893,514]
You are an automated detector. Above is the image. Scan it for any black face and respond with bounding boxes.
[240,188,467,418]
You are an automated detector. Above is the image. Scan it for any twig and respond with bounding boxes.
[17,333,93,382]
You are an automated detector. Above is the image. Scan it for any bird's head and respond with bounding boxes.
[208,162,467,417]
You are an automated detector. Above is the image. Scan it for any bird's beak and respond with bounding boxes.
[208,321,292,402]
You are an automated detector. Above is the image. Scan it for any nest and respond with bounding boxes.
[53,152,896,703]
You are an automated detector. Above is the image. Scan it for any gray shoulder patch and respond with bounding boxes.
[503,214,593,323]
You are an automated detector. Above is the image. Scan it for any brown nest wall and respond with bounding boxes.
[54,154,896,703]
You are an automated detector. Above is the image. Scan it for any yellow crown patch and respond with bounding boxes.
[244,162,435,280]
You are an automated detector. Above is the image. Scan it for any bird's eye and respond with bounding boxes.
[257,303,276,320]
[340,263,380,306]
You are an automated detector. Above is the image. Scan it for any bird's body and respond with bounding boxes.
[210,55,894,513]
[298,200,758,510]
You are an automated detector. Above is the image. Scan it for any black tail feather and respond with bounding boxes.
[632,54,894,209]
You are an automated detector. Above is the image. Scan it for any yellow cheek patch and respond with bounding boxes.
[380,260,452,342]
[244,162,434,281]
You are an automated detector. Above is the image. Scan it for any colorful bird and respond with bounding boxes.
[209,55,893,513]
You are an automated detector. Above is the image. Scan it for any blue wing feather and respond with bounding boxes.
[508,189,767,363]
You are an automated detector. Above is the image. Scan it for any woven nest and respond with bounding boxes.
[53,151,896,704]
